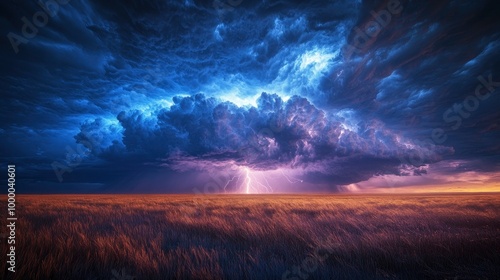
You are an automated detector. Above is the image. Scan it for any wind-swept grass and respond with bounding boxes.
[1,193,499,279]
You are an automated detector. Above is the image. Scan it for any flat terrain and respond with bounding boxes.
[1,193,500,279]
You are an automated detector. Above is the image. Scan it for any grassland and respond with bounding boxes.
[1,193,500,279]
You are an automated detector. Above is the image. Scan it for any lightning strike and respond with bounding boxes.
[223,175,241,192]
[221,166,275,194]
[245,167,251,194]
[280,170,303,183]
[222,167,303,194]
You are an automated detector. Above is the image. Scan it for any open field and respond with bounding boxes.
[1,193,500,279]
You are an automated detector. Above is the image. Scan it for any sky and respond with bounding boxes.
[1,0,499,194]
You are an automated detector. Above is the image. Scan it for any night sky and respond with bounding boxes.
[1,0,499,193]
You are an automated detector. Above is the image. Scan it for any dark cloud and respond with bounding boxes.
[0,0,499,192]
[74,92,452,186]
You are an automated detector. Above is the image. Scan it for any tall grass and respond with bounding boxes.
[1,193,499,279]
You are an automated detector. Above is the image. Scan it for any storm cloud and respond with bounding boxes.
[74,92,453,187]
[1,0,499,192]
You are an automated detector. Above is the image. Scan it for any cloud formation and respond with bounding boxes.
[74,92,453,186]
[0,0,499,192]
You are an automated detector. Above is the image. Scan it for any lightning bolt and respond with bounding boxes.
[223,166,302,194]
[245,167,275,194]
[280,170,303,183]
[223,174,241,192]
[245,167,251,194]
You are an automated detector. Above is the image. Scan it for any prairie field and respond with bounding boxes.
[1,193,500,279]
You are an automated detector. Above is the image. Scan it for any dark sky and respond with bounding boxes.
[1,0,499,193]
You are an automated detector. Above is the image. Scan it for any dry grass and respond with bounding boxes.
[1,193,500,279]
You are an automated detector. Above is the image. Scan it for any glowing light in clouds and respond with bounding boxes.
[244,167,252,194]
[222,166,305,194]
[240,167,274,194]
